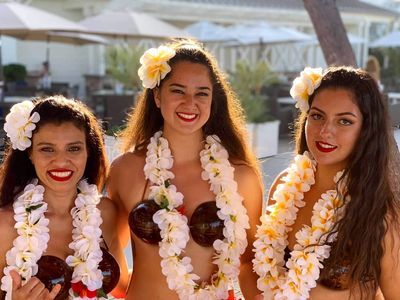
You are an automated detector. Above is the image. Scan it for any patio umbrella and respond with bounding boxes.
[370,30,400,48]
[79,10,188,39]
[226,22,313,45]
[185,21,234,43]
[9,31,108,62]
[0,2,87,96]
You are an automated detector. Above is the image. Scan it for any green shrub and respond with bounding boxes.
[230,60,279,123]
[3,63,27,82]
[106,45,143,90]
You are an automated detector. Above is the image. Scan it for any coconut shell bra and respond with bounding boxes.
[284,246,350,290]
[128,180,224,247]
[34,247,120,300]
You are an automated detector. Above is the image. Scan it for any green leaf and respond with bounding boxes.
[25,203,44,213]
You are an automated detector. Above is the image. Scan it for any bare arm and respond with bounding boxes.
[379,219,400,300]
[235,165,263,300]
[99,197,129,297]
[106,154,133,250]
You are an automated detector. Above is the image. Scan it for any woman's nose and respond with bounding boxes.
[320,120,334,137]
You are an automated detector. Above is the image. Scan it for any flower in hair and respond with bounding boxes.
[3,101,40,151]
[290,67,323,112]
[138,45,176,89]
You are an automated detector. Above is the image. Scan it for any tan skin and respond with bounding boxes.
[0,122,129,300]
[256,88,400,300]
[107,61,262,299]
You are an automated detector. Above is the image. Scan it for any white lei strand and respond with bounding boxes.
[252,152,347,300]
[144,131,250,300]
[1,180,105,300]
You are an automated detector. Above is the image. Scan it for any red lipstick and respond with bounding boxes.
[315,141,337,153]
[176,112,197,122]
[47,169,73,182]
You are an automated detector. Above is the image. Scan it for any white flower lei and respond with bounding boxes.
[144,131,250,300]
[252,152,347,300]
[1,180,105,300]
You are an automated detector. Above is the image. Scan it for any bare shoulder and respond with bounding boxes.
[98,196,118,220]
[107,150,148,214]
[268,170,288,200]
[107,151,145,196]
[109,151,145,180]
[0,206,15,230]
[231,161,260,186]
[231,162,263,212]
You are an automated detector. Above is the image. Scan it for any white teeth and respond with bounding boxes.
[49,171,72,178]
[318,142,335,149]
[177,112,196,119]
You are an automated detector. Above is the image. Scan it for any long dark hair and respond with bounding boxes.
[121,39,259,172]
[294,66,400,297]
[0,96,107,207]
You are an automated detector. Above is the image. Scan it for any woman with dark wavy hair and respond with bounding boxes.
[253,66,400,299]
[0,96,128,300]
[108,39,263,299]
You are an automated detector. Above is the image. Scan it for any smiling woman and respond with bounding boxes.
[107,39,263,300]
[253,66,400,300]
[0,96,129,300]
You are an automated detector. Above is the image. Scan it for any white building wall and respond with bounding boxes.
[17,40,93,98]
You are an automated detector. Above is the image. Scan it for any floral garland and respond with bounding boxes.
[1,180,106,300]
[289,67,323,112]
[144,131,250,300]
[3,100,40,151]
[252,152,347,300]
[138,45,176,89]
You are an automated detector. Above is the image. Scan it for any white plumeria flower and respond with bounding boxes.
[3,100,40,151]
[290,67,323,113]
[138,46,176,89]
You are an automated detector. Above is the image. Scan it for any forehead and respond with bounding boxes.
[33,122,86,142]
[312,88,360,113]
[165,60,212,86]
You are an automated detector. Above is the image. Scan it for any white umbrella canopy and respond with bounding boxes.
[8,31,109,62]
[8,31,108,46]
[185,21,234,43]
[79,10,188,39]
[370,30,400,48]
[226,22,314,45]
[0,2,85,34]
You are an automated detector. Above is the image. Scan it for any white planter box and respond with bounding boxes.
[247,120,280,158]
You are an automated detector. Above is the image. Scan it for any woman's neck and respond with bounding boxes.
[43,187,77,215]
[315,163,344,190]
[162,128,204,165]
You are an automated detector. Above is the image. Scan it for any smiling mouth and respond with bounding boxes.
[316,141,337,153]
[176,112,197,122]
[48,170,73,182]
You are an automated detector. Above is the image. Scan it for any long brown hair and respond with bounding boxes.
[294,66,400,297]
[120,39,259,172]
[0,96,108,207]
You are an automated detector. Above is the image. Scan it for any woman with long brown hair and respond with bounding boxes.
[0,96,128,300]
[107,39,263,299]
[253,66,400,299]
